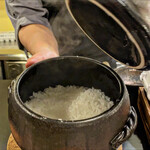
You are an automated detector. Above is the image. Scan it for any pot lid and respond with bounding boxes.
[66,0,150,69]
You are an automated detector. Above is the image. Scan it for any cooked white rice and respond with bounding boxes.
[25,85,114,120]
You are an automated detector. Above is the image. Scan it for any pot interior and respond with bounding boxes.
[66,0,149,69]
[18,57,123,110]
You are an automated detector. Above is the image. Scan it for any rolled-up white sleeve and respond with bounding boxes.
[5,0,51,50]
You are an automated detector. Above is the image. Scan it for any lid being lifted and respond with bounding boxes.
[66,0,150,69]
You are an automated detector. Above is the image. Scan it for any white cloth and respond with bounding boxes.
[140,71,150,101]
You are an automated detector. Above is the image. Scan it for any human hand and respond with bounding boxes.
[26,48,59,68]
[118,145,122,150]
[18,24,59,68]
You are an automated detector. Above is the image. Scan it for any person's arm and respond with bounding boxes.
[19,24,59,67]
[5,0,59,67]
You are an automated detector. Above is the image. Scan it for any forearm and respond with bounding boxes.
[6,0,59,67]
[19,24,59,56]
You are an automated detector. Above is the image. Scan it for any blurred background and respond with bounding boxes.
[0,0,27,80]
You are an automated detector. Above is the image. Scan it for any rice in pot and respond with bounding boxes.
[24,85,114,120]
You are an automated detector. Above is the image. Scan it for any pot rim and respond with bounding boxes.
[14,56,126,124]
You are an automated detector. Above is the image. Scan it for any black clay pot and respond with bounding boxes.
[66,0,150,70]
[8,56,137,150]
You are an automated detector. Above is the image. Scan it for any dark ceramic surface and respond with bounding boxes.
[8,56,134,150]
[66,0,150,69]
[0,81,149,150]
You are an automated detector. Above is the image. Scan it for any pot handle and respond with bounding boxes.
[110,106,137,149]
[8,79,16,95]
